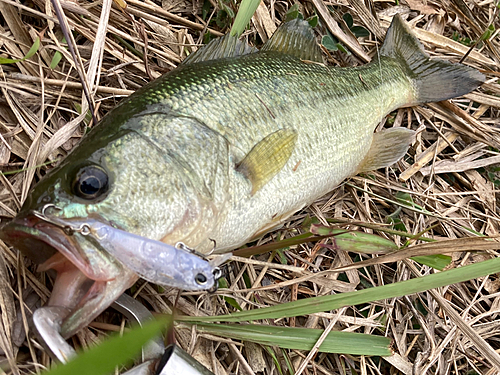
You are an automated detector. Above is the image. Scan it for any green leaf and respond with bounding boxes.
[219,277,242,311]
[190,323,391,356]
[0,37,40,64]
[351,26,370,38]
[202,0,212,21]
[281,348,295,375]
[285,4,300,21]
[216,9,231,29]
[276,248,288,264]
[481,24,495,41]
[263,346,286,375]
[42,316,170,375]
[328,218,435,242]
[203,30,213,44]
[321,34,338,51]
[50,51,63,69]
[222,2,235,19]
[336,43,349,54]
[342,13,353,28]
[233,232,324,257]
[179,257,500,323]
[307,15,318,28]
[285,3,304,21]
[387,215,408,233]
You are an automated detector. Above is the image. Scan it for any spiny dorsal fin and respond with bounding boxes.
[261,19,323,63]
[181,34,258,65]
[236,129,298,195]
[357,127,415,173]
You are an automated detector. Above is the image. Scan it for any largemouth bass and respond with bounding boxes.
[0,15,484,337]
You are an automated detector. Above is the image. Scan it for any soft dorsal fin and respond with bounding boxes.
[357,127,415,173]
[182,34,258,65]
[236,129,298,195]
[261,18,323,63]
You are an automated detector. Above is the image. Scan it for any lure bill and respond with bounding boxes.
[0,15,484,338]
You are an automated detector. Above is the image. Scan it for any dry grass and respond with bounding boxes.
[0,0,500,373]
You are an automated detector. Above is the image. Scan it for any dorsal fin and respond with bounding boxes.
[182,34,258,65]
[261,18,323,63]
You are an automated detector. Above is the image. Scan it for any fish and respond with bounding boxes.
[0,14,484,338]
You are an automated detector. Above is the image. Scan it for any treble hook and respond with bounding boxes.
[32,204,90,236]
[207,267,222,294]
[32,204,63,227]
[175,242,210,261]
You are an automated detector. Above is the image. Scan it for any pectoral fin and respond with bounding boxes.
[237,129,297,195]
[357,128,415,173]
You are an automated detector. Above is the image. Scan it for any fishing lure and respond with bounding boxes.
[33,206,221,291]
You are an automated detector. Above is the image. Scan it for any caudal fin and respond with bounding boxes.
[381,14,485,104]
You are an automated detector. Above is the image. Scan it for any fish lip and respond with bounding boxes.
[0,212,58,264]
[0,211,114,281]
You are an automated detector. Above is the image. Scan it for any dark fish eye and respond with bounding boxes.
[72,165,109,200]
[195,273,208,285]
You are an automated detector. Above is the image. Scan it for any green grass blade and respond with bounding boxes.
[0,37,40,64]
[230,0,261,37]
[189,323,391,356]
[179,257,500,323]
[233,233,329,257]
[42,316,170,375]
[50,37,66,69]
[327,218,436,242]
[262,346,286,375]
[411,254,451,270]
[0,159,59,176]
[345,183,441,219]
[310,225,399,254]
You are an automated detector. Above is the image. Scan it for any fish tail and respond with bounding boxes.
[380,14,485,104]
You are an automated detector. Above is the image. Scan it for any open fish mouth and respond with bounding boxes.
[0,210,138,338]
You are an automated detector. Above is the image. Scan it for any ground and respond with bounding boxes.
[0,0,500,373]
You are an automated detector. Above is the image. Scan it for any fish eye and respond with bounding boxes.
[195,273,208,285]
[72,165,109,200]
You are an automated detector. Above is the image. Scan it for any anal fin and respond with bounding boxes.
[236,129,298,195]
[357,128,415,173]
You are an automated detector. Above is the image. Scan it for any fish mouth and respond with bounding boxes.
[0,211,138,338]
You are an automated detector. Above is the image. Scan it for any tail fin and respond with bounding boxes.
[380,14,484,104]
